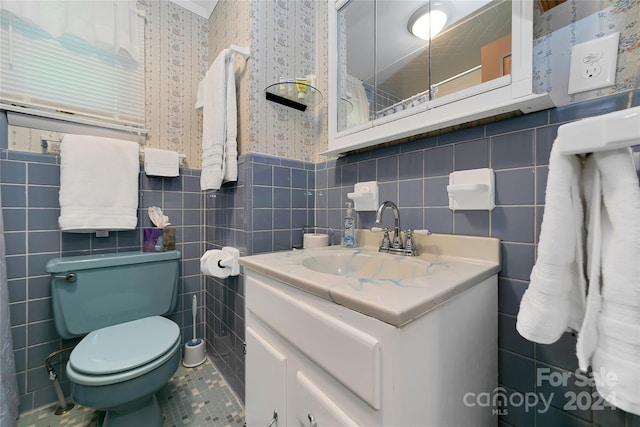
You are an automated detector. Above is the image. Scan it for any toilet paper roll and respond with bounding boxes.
[303,233,329,249]
[200,250,232,278]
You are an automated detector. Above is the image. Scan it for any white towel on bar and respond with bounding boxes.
[516,143,586,344]
[583,148,640,415]
[224,54,238,183]
[196,48,238,190]
[517,142,640,415]
[58,134,139,232]
[144,148,179,177]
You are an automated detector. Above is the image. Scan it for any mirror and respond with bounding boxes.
[337,0,512,132]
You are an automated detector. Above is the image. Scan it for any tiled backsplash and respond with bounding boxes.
[203,152,315,399]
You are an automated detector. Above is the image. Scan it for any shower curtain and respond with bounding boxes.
[0,190,19,427]
[345,75,370,129]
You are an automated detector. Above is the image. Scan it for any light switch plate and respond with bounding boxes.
[568,32,619,95]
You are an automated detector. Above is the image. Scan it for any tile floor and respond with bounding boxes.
[16,358,245,427]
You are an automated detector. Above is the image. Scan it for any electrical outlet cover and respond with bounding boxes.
[568,32,619,95]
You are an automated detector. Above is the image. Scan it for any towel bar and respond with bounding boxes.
[229,44,250,59]
[556,106,640,154]
[40,136,188,166]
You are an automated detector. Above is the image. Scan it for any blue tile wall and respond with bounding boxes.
[203,152,315,403]
[1,148,205,414]
[313,90,640,427]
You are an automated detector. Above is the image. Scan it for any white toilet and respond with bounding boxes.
[47,251,182,427]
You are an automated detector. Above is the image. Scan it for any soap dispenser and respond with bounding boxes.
[343,202,356,248]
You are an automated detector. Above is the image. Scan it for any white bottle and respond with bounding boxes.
[343,202,356,248]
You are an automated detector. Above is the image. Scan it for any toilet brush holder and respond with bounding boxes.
[183,338,206,368]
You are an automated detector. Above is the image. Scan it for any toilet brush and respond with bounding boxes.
[183,295,206,367]
[189,295,201,346]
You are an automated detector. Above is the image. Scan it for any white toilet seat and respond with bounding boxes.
[67,316,181,386]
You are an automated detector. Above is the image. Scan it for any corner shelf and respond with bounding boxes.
[265,82,323,112]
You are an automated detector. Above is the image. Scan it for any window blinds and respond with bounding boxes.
[0,9,145,131]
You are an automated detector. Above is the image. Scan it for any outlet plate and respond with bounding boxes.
[568,32,619,95]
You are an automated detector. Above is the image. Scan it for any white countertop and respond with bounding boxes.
[239,231,501,327]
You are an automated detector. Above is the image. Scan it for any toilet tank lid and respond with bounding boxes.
[46,250,181,273]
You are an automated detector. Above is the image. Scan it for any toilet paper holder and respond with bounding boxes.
[200,246,240,278]
[301,226,334,246]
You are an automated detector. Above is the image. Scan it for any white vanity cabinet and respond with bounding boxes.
[244,268,498,427]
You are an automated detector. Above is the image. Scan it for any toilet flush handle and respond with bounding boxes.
[53,273,77,282]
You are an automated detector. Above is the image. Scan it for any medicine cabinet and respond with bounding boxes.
[326,0,555,156]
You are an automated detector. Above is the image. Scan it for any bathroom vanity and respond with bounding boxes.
[240,232,501,427]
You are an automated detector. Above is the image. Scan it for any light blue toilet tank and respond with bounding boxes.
[47,251,181,339]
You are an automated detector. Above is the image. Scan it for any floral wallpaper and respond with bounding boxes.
[139,0,209,167]
[533,0,640,106]
[208,0,252,158]
[247,0,324,162]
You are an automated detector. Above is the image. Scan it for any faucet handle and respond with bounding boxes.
[380,228,391,250]
[404,229,414,250]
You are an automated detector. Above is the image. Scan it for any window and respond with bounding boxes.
[0,3,146,134]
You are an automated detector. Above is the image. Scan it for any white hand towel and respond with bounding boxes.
[587,148,640,415]
[58,134,139,232]
[198,48,238,191]
[516,143,586,343]
[223,55,238,184]
[144,148,180,177]
[200,49,228,190]
[576,154,602,371]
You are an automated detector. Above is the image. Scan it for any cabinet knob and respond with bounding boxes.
[266,410,278,427]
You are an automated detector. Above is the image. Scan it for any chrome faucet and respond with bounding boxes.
[375,201,403,248]
[374,201,416,256]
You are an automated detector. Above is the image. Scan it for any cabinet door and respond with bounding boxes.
[245,327,287,427]
[293,371,359,427]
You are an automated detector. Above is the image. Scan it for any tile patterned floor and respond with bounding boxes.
[16,358,245,427]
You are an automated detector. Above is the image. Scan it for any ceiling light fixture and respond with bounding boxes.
[408,3,448,40]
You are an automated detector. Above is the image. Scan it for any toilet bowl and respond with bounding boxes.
[66,317,181,425]
[47,251,182,427]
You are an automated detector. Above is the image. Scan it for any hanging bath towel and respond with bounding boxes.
[516,143,587,343]
[197,49,238,190]
[58,134,140,232]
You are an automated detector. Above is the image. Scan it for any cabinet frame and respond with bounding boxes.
[326,0,555,156]
[245,269,499,427]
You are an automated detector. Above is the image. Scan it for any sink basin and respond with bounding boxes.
[301,252,428,280]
